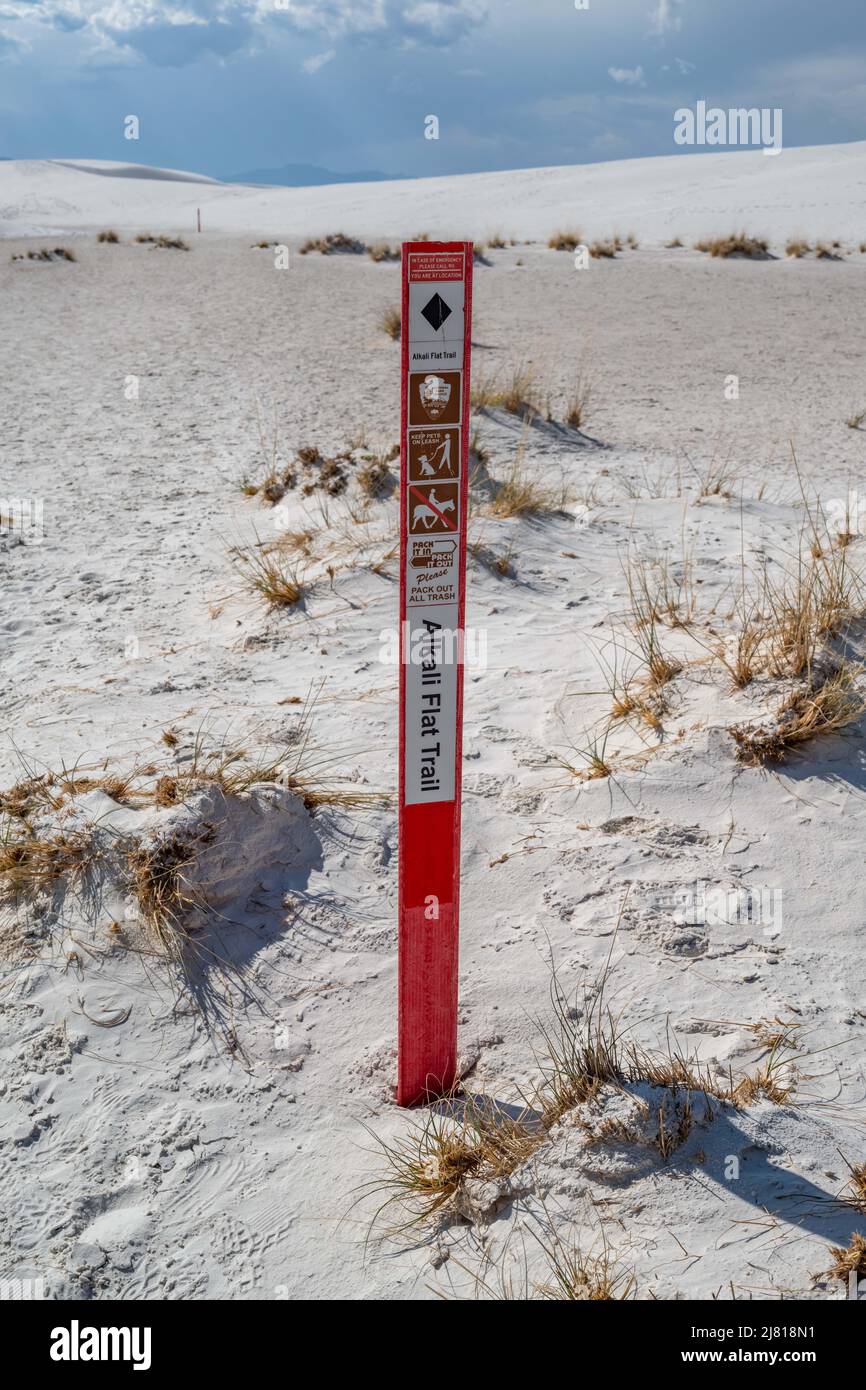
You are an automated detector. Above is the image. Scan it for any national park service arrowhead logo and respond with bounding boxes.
[419,374,451,420]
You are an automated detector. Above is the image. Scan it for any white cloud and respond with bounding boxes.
[302,45,333,71]
[649,0,684,38]
[0,0,488,65]
[608,64,644,86]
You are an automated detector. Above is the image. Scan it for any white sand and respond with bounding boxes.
[1,149,865,1300]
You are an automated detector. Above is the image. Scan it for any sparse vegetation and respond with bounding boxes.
[664,236,684,248]
[548,229,583,251]
[846,409,866,430]
[357,456,395,500]
[365,958,806,1242]
[97,230,120,244]
[471,362,545,420]
[12,246,76,263]
[367,242,399,263]
[299,232,365,255]
[233,538,306,610]
[785,238,811,258]
[589,239,617,260]
[379,304,401,340]
[488,437,563,518]
[694,233,770,259]
[826,1234,866,1284]
[729,662,866,765]
[565,369,593,429]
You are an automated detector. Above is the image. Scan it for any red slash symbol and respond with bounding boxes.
[408,484,458,533]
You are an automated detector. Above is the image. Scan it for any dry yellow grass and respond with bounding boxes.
[233,539,305,609]
[357,456,395,500]
[730,663,866,765]
[471,362,546,420]
[548,228,582,251]
[378,305,401,340]
[0,825,94,900]
[488,439,562,518]
[785,238,811,258]
[97,229,120,244]
[127,833,197,968]
[367,242,399,262]
[826,1233,866,1283]
[565,371,592,429]
[365,957,806,1237]
[299,232,365,255]
[694,233,770,259]
[589,239,617,259]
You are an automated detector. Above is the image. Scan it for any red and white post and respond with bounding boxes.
[397,242,473,1106]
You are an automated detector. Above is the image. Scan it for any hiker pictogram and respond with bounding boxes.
[408,428,459,481]
[408,483,459,534]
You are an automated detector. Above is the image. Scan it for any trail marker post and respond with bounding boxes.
[397,241,473,1107]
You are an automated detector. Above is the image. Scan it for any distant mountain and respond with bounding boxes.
[221,163,409,187]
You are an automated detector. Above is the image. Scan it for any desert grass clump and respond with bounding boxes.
[846,409,866,430]
[840,1160,866,1215]
[299,232,365,255]
[357,456,395,500]
[626,232,639,250]
[826,1233,866,1284]
[486,232,507,250]
[97,229,120,244]
[548,228,582,251]
[694,233,770,259]
[359,1096,539,1230]
[589,239,618,260]
[233,540,305,610]
[134,233,156,243]
[12,246,76,263]
[565,371,593,429]
[469,539,515,578]
[729,663,866,765]
[367,242,399,263]
[815,241,844,260]
[0,823,94,901]
[153,235,189,251]
[127,833,197,968]
[533,1234,635,1302]
[488,439,562,518]
[785,238,811,258]
[379,304,401,340]
[624,558,685,689]
[471,362,545,420]
[664,236,684,248]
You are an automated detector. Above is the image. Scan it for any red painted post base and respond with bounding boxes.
[397,802,460,1106]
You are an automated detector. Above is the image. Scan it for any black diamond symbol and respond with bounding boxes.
[421,293,452,331]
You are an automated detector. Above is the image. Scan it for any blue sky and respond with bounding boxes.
[0,1,864,177]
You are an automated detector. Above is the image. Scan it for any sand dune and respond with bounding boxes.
[1,142,865,242]
[2,145,866,1301]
